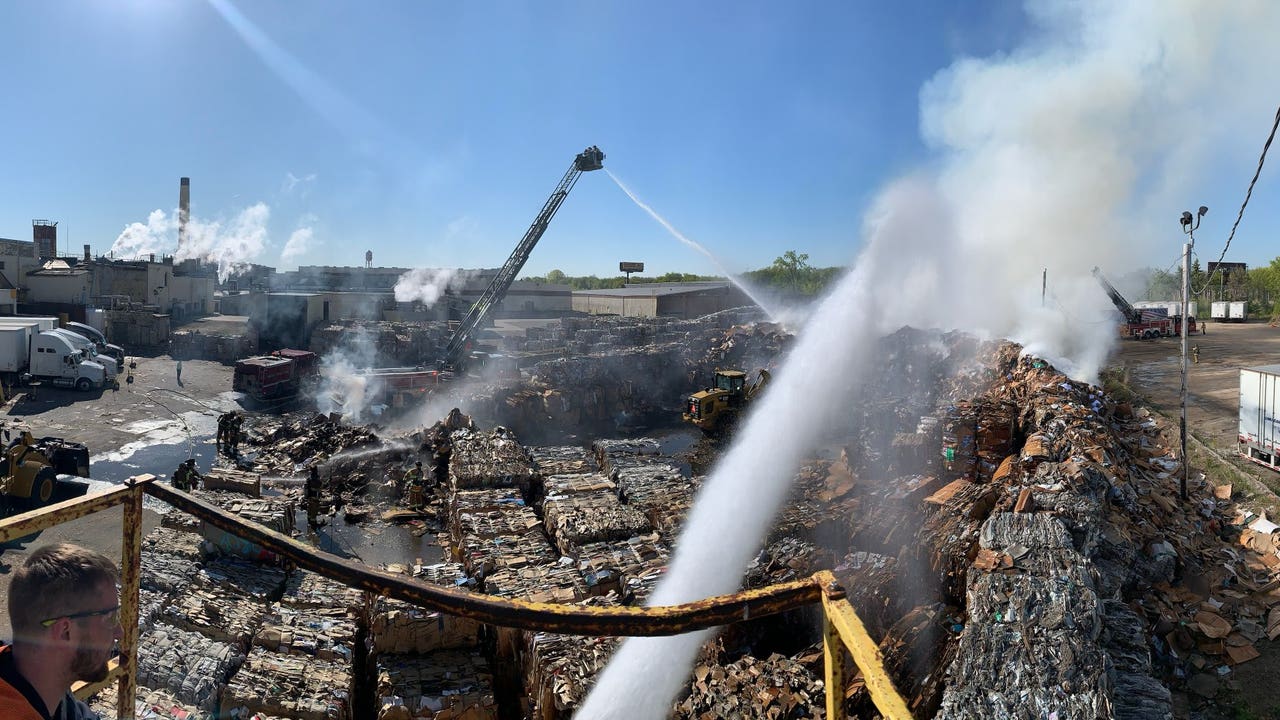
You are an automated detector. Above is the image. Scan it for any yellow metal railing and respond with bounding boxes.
[0,478,913,720]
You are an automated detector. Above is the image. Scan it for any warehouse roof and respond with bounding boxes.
[573,282,733,298]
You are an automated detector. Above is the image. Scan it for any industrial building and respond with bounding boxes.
[571,281,752,319]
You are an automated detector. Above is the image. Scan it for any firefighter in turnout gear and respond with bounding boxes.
[305,465,323,530]
[403,461,425,510]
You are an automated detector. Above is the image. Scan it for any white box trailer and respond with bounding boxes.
[0,326,32,375]
[1240,365,1280,471]
[1230,301,1248,322]
[1211,302,1229,321]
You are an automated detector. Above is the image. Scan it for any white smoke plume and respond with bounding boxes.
[579,2,1280,717]
[281,227,315,263]
[393,268,473,307]
[110,203,275,282]
[312,327,382,423]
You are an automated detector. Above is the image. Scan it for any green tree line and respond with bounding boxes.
[523,250,845,297]
[1145,258,1280,320]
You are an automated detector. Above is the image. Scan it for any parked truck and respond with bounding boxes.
[1240,364,1280,472]
[233,349,319,402]
[65,321,126,365]
[0,327,107,391]
[1092,268,1197,338]
[0,318,119,375]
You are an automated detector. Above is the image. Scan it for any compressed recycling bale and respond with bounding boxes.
[591,438,661,476]
[202,467,262,496]
[90,684,211,720]
[612,461,689,512]
[574,534,669,602]
[197,556,288,601]
[543,490,652,556]
[138,588,172,633]
[528,445,598,477]
[376,651,497,720]
[371,598,482,655]
[161,507,204,534]
[144,525,208,561]
[141,550,200,595]
[538,472,616,509]
[191,489,296,534]
[448,427,536,491]
[672,652,824,719]
[136,622,245,712]
[744,537,830,589]
[485,559,587,604]
[255,603,356,662]
[451,492,542,548]
[222,646,351,720]
[459,530,558,576]
[160,558,284,649]
[282,569,367,610]
[525,632,620,718]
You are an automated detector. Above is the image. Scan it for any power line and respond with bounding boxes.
[1193,103,1280,295]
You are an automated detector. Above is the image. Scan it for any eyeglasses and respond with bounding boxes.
[40,605,119,628]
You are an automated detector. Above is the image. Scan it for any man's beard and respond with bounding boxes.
[70,646,110,683]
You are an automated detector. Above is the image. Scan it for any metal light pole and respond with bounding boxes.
[1179,206,1207,501]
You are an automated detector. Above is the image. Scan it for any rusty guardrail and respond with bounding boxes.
[0,478,913,719]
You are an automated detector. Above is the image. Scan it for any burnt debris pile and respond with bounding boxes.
[91,321,1280,719]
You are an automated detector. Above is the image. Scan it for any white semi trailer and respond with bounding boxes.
[1240,365,1280,471]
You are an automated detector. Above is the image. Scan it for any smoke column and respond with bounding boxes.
[578,2,1280,717]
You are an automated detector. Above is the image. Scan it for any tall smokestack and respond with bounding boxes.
[178,177,190,252]
[84,244,90,262]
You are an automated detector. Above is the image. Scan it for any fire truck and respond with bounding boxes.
[233,349,319,402]
[1092,267,1197,339]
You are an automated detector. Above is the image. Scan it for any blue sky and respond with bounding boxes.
[0,1,1275,278]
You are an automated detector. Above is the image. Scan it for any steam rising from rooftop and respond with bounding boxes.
[393,267,474,307]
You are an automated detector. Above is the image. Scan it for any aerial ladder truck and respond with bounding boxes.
[1091,266,1196,339]
[440,146,605,370]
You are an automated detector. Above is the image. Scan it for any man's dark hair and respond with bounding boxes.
[9,543,118,640]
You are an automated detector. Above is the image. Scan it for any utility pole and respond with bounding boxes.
[1179,206,1207,501]
[1042,269,1047,307]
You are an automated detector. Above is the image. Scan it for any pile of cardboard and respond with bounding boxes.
[528,445,598,477]
[254,603,355,662]
[574,534,669,603]
[135,623,246,712]
[143,525,207,561]
[371,597,482,655]
[673,652,824,719]
[485,560,586,604]
[542,490,652,555]
[191,489,296,535]
[458,529,558,577]
[449,427,537,491]
[247,412,381,475]
[91,684,211,720]
[221,647,351,720]
[141,547,201,594]
[538,472,616,508]
[282,569,367,609]
[744,537,830,589]
[375,651,497,720]
[523,631,620,719]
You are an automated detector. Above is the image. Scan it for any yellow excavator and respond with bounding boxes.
[682,368,771,433]
[0,431,90,516]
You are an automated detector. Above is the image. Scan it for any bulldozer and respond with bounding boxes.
[0,431,90,516]
[682,368,771,433]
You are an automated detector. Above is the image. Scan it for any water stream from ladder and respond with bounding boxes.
[605,169,778,322]
[576,251,881,719]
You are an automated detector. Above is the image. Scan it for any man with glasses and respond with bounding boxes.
[1,543,120,720]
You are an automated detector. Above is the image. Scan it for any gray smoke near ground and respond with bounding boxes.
[312,327,381,423]
[393,268,474,307]
[578,2,1280,718]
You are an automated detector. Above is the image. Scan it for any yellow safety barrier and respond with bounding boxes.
[0,478,913,719]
